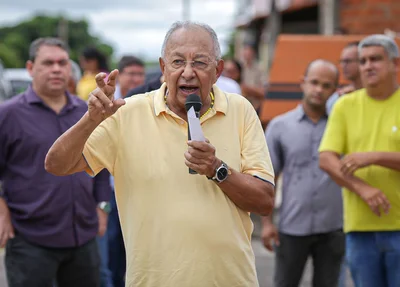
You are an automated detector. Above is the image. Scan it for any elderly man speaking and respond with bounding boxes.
[45,21,275,287]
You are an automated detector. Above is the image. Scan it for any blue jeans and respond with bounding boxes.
[107,191,126,287]
[346,231,400,287]
[97,234,113,287]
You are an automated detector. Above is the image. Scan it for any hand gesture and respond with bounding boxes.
[184,139,219,178]
[341,152,375,175]
[356,185,391,216]
[88,69,125,124]
[261,223,280,252]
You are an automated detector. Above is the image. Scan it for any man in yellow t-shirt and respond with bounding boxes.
[319,34,400,287]
[44,21,275,287]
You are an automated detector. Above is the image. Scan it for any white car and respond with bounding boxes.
[3,68,32,98]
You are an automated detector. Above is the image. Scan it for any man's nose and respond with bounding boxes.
[181,62,195,79]
[52,63,62,72]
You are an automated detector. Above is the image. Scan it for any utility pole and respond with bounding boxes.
[265,0,281,74]
[183,0,190,21]
[58,16,69,44]
[319,0,336,35]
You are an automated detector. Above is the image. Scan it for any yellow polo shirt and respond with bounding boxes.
[83,83,274,287]
[319,88,400,233]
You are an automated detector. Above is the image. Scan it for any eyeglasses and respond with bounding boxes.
[166,59,216,70]
[339,59,359,65]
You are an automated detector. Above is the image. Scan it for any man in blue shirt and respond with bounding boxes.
[263,59,344,287]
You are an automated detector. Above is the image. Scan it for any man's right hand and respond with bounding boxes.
[0,199,14,247]
[88,69,126,124]
[356,185,391,216]
[261,223,280,252]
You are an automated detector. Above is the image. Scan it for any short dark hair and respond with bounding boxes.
[304,59,339,87]
[345,41,360,49]
[29,37,69,62]
[118,56,145,72]
[224,58,243,83]
[81,46,109,71]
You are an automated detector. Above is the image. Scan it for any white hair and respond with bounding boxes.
[359,34,399,59]
[161,21,221,60]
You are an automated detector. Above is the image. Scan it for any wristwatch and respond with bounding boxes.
[97,201,111,213]
[208,161,229,183]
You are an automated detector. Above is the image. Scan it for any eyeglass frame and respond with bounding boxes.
[163,57,219,71]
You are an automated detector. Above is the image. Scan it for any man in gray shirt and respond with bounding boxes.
[263,59,344,287]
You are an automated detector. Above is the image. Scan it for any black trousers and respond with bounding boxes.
[274,230,345,287]
[5,234,100,287]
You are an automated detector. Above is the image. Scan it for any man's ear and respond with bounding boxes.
[26,60,34,78]
[300,76,306,90]
[392,57,400,73]
[216,59,224,79]
[159,57,166,75]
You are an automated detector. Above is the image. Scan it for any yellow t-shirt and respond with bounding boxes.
[83,83,274,287]
[76,73,97,101]
[319,88,400,233]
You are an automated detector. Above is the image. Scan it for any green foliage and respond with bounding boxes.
[0,14,114,68]
[222,30,236,60]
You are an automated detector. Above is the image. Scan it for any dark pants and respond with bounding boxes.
[5,235,100,287]
[274,230,345,287]
[107,191,126,287]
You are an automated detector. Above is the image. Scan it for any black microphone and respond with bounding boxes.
[185,94,202,174]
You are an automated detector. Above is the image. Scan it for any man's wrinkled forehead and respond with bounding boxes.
[165,28,215,57]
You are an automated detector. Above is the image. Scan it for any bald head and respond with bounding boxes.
[304,59,339,86]
[301,59,339,110]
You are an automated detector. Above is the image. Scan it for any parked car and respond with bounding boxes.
[0,61,13,103]
[3,68,32,98]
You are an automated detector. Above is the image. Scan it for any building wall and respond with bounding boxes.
[340,0,400,34]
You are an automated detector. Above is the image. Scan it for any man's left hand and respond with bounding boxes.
[96,207,108,237]
[341,152,376,175]
[184,139,220,178]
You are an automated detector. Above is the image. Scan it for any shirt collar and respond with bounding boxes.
[295,103,328,121]
[153,83,228,117]
[25,85,80,109]
[295,104,306,121]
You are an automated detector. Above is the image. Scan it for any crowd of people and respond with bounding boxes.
[0,20,399,287]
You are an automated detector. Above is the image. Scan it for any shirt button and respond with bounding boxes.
[180,120,184,125]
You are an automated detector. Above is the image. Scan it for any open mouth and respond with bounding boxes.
[179,86,199,94]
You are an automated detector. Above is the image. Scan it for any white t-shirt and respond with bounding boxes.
[216,76,241,94]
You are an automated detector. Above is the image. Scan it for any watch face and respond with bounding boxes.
[217,167,228,180]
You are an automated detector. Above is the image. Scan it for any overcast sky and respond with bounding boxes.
[0,0,237,61]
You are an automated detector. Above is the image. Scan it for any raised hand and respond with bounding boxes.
[88,69,126,124]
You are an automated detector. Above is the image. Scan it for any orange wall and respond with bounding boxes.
[260,34,400,124]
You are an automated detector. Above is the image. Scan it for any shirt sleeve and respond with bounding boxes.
[241,99,275,184]
[93,169,112,202]
[83,111,120,176]
[319,97,347,155]
[265,119,284,177]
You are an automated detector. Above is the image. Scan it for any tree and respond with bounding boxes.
[0,14,114,68]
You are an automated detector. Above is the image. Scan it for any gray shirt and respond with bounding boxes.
[265,105,342,236]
